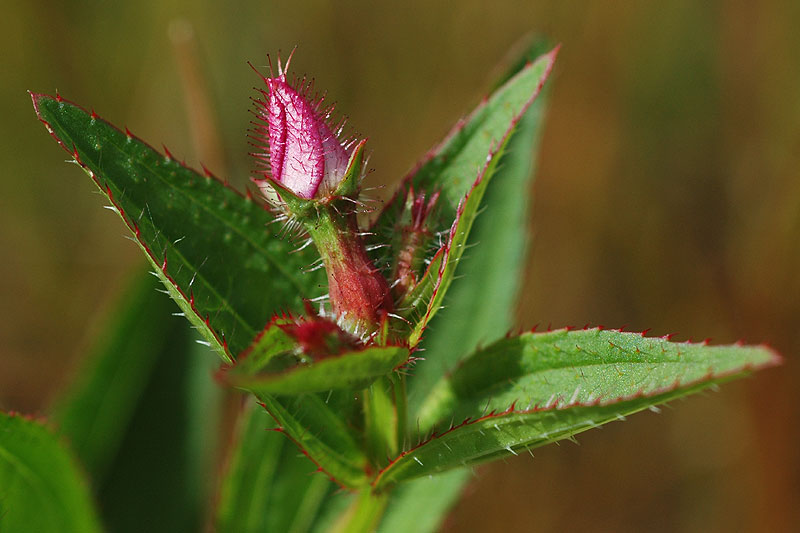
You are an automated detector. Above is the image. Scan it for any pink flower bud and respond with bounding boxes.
[249,53,392,336]
[251,54,353,200]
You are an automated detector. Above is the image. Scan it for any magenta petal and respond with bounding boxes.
[317,120,350,195]
[252,67,356,200]
[265,78,325,198]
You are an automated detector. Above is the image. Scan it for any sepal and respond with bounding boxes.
[331,138,368,198]
[220,313,411,394]
[252,176,318,220]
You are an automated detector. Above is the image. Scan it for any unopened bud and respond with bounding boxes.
[251,53,356,200]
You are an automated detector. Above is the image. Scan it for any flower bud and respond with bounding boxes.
[251,55,353,200]
[249,53,392,336]
[392,187,440,298]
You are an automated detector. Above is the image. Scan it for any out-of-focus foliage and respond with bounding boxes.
[0,413,102,532]
[2,1,798,531]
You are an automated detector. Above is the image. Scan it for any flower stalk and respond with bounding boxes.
[304,204,392,336]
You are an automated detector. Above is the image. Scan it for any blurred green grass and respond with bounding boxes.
[1,1,798,531]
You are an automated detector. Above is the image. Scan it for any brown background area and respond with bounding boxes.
[1,1,798,531]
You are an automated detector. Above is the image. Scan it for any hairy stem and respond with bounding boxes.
[304,205,392,336]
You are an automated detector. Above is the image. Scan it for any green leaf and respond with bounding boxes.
[407,39,554,416]
[378,469,470,533]
[223,318,410,394]
[370,46,558,261]
[94,320,221,533]
[220,317,300,374]
[363,377,401,462]
[373,329,779,488]
[31,93,325,361]
[308,493,357,533]
[229,344,408,395]
[51,269,220,532]
[0,413,102,533]
[397,149,502,345]
[414,48,557,212]
[216,402,336,533]
[381,39,557,525]
[51,270,186,481]
[386,48,558,343]
[31,94,366,495]
[257,393,369,488]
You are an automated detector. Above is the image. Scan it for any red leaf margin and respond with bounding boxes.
[371,328,781,489]
[30,92,273,363]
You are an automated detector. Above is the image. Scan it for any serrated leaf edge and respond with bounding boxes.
[253,403,358,490]
[372,333,779,488]
[370,45,560,229]
[30,92,270,363]
[219,332,412,391]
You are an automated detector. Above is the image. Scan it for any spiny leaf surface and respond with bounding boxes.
[370,46,558,265]
[384,48,558,344]
[257,393,369,488]
[373,329,778,488]
[407,39,553,415]
[226,344,410,395]
[31,93,325,361]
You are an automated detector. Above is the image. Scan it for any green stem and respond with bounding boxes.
[301,203,399,532]
[390,373,407,450]
[332,488,390,533]
[363,378,397,464]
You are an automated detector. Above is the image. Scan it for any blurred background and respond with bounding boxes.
[1,1,798,531]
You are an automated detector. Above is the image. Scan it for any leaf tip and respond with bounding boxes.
[757,342,783,368]
[28,90,44,111]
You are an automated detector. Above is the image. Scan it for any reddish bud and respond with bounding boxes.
[392,187,440,297]
[306,208,393,335]
[279,315,359,360]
